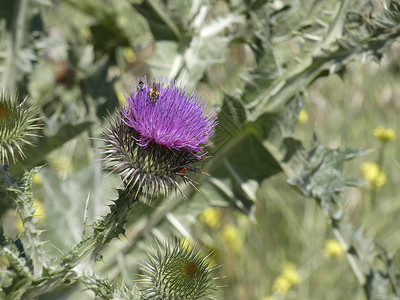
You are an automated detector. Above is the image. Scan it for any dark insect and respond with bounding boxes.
[178,167,187,175]
[148,82,160,103]
[137,79,145,92]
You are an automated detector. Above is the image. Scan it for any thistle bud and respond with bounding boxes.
[139,241,219,300]
[0,90,41,164]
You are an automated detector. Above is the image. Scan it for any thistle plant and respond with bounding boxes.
[139,241,219,300]
[102,77,217,199]
[2,0,400,299]
[0,90,40,164]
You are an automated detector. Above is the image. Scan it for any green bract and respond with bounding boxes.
[0,90,40,164]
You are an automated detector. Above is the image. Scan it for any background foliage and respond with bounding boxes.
[1,0,400,299]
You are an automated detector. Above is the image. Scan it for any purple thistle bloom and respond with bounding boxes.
[122,78,216,156]
[102,77,217,199]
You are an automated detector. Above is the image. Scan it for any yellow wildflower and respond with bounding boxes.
[200,208,221,229]
[374,172,387,188]
[260,297,275,300]
[324,239,345,258]
[123,47,136,63]
[281,262,300,285]
[298,109,309,123]
[373,126,396,143]
[220,225,241,253]
[361,162,387,188]
[362,162,379,182]
[272,276,291,295]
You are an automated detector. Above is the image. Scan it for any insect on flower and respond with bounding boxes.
[179,167,187,175]
[148,82,160,103]
[137,79,145,92]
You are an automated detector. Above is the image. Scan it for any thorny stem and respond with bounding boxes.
[20,188,139,298]
[67,189,138,269]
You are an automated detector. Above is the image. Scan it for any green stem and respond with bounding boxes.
[17,189,138,298]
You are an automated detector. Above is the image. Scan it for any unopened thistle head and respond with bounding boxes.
[139,241,218,300]
[102,77,217,198]
[0,90,41,164]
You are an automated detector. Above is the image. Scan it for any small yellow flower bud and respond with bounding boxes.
[373,126,396,143]
[324,239,345,258]
[361,162,387,188]
[272,276,291,295]
[124,47,136,63]
[200,208,221,229]
[220,225,242,253]
[281,262,300,285]
[298,109,309,123]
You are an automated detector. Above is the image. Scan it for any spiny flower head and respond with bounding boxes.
[139,240,219,300]
[0,90,41,164]
[122,77,216,155]
[102,77,217,199]
[373,126,396,143]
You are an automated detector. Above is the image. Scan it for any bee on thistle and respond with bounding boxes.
[148,82,160,103]
[102,77,217,199]
[136,79,145,92]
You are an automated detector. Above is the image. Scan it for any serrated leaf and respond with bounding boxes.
[287,145,367,207]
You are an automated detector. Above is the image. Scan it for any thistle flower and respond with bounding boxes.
[102,77,217,198]
[139,241,219,300]
[0,90,41,164]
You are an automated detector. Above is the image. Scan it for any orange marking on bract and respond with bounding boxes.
[183,261,197,277]
[0,105,10,120]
